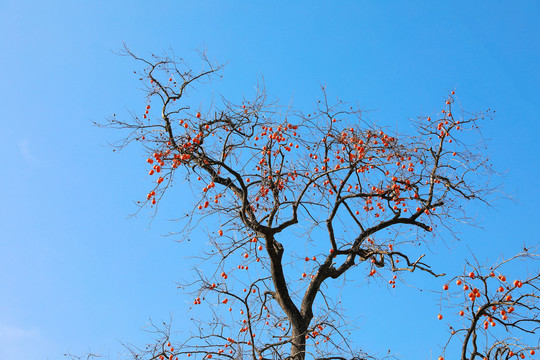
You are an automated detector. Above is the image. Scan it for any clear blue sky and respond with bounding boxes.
[1,1,539,359]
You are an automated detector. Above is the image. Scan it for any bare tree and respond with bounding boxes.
[97,47,539,360]
[439,251,539,360]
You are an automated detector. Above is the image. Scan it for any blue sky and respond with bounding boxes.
[1,1,539,359]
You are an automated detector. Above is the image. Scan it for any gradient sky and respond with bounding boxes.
[1,1,539,359]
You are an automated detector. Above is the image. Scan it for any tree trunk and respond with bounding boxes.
[290,325,307,360]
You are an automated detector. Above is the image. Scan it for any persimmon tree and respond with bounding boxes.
[439,251,540,360]
[100,48,539,360]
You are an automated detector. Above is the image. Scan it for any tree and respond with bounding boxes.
[99,47,540,360]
